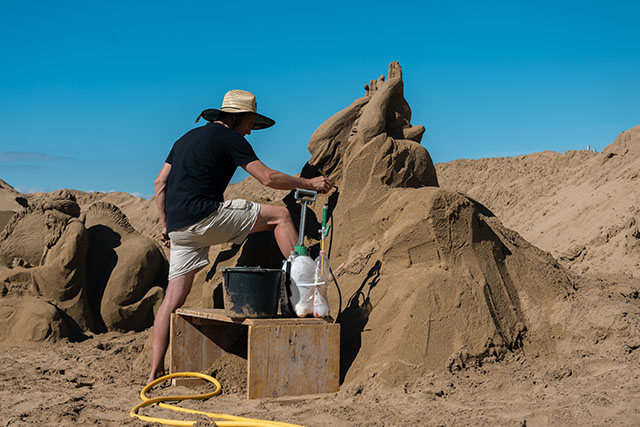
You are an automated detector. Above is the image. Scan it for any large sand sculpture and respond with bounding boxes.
[193,62,572,384]
[0,191,167,341]
[84,202,167,332]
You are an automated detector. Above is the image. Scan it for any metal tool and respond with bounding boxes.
[293,188,317,255]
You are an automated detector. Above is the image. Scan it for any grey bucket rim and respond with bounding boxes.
[220,266,282,318]
[219,266,282,273]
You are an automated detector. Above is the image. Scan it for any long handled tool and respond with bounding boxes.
[293,188,317,255]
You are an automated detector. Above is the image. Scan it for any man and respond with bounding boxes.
[148,90,332,383]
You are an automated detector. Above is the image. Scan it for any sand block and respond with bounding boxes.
[169,308,340,399]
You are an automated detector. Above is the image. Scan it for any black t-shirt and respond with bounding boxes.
[164,122,259,232]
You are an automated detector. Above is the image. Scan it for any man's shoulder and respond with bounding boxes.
[196,123,246,141]
[174,123,249,153]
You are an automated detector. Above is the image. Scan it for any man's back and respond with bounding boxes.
[164,123,258,232]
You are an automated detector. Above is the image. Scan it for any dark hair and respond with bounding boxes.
[217,111,239,126]
[218,111,256,130]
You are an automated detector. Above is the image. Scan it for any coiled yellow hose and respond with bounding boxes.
[130,372,307,427]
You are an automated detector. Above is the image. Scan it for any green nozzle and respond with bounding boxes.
[294,245,308,256]
[322,204,328,228]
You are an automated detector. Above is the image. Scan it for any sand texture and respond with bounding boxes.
[1,63,639,425]
[436,125,640,279]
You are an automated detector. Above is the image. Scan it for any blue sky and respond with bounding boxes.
[1,0,638,197]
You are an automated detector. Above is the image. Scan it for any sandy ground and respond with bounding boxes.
[2,271,638,426]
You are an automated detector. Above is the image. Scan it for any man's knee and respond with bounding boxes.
[276,206,293,224]
[254,204,293,231]
[262,204,291,224]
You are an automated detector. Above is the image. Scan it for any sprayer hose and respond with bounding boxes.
[130,372,307,427]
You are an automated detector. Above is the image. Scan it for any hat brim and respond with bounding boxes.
[200,109,275,130]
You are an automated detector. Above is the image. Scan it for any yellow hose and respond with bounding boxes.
[130,372,307,427]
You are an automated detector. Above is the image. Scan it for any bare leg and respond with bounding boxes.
[147,269,198,384]
[250,204,297,257]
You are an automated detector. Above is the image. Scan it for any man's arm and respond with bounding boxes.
[243,160,333,193]
[154,162,172,247]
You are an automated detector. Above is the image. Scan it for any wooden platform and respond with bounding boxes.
[169,308,340,399]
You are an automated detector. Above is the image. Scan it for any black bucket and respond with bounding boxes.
[220,267,282,318]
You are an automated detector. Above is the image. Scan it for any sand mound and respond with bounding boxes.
[437,125,640,278]
[0,178,25,232]
[0,178,23,211]
[0,190,167,342]
[182,62,571,386]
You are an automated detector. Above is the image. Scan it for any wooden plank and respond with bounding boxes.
[326,323,340,394]
[169,313,203,387]
[177,307,333,326]
[247,324,340,399]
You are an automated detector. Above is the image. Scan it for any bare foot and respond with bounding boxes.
[147,369,166,385]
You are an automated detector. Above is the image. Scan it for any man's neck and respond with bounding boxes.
[213,120,231,129]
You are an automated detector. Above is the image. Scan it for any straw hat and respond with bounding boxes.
[197,89,275,130]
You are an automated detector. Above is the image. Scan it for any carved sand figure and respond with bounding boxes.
[305,62,571,383]
[0,192,168,341]
[84,202,167,332]
[194,62,572,385]
[307,61,438,189]
[0,190,94,337]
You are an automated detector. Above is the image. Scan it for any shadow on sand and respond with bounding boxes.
[337,260,381,383]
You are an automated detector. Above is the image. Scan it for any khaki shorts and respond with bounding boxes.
[168,199,260,281]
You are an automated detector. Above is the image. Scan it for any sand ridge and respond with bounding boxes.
[436,125,640,278]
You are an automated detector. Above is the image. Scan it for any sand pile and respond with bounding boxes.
[0,189,167,342]
[436,125,640,278]
[0,178,24,231]
[183,62,572,387]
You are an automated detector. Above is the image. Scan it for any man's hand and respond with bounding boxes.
[308,176,333,193]
[160,228,171,248]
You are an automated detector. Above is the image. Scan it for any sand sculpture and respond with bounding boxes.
[84,202,167,332]
[0,191,167,342]
[0,190,95,334]
[197,62,572,385]
[307,61,438,189]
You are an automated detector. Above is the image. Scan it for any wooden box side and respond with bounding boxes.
[247,323,340,399]
[169,313,247,387]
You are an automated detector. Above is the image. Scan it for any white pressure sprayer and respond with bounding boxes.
[281,189,317,317]
[280,189,331,318]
